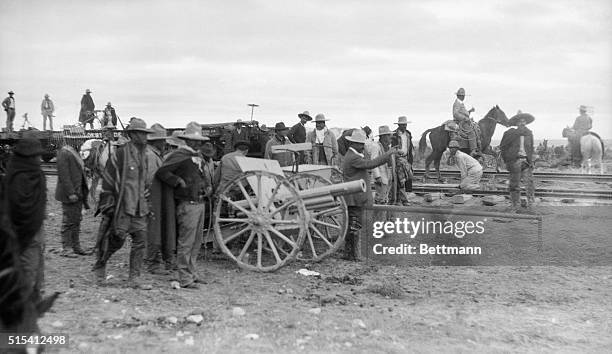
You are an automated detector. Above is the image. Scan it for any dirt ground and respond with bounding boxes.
[37,175,612,353]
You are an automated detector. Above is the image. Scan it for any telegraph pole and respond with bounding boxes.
[247,103,259,122]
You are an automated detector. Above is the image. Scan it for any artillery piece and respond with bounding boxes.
[213,156,362,272]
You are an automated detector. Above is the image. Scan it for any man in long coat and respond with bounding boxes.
[79,89,95,129]
[305,113,338,165]
[390,116,414,205]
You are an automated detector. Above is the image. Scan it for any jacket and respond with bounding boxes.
[264,134,294,167]
[2,96,14,111]
[306,128,338,165]
[500,127,534,165]
[55,145,89,204]
[453,98,470,121]
[156,147,211,202]
[370,141,391,184]
[289,122,307,143]
[41,98,54,114]
[342,148,390,206]
[391,129,414,164]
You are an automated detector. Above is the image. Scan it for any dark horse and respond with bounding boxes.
[418,105,509,181]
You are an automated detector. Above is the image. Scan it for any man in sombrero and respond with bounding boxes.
[500,113,536,213]
[391,116,415,205]
[289,111,312,164]
[453,87,480,156]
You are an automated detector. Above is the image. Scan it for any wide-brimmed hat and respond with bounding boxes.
[313,113,329,122]
[85,89,92,94]
[234,139,250,149]
[201,142,216,157]
[178,121,209,141]
[147,123,168,141]
[167,130,185,147]
[456,87,466,96]
[274,122,289,131]
[579,105,587,112]
[8,91,14,95]
[508,113,535,126]
[13,138,45,157]
[107,102,112,106]
[44,94,49,98]
[448,140,461,149]
[394,116,411,125]
[345,129,367,144]
[298,111,313,121]
[361,126,372,136]
[125,117,153,133]
[259,124,270,132]
[234,118,245,126]
[377,125,393,136]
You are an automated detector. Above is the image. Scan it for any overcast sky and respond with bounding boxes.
[1,0,611,141]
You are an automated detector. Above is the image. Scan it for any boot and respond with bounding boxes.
[510,191,520,213]
[343,234,355,261]
[93,265,106,286]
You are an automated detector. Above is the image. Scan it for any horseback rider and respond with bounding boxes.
[452,87,480,156]
[569,105,593,167]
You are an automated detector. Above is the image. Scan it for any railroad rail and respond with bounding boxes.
[412,183,612,200]
[413,168,612,183]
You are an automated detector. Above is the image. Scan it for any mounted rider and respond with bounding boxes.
[568,105,593,166]
[452,87,481,156]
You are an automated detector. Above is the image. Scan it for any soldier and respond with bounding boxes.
[500,113,535,213]
[55,138,90,257]
[453,87,478,156]
[228,119,248,153]
[264,122,294,167]
[156,122,212,289]
[447,140,482,191]
[93,117,153,289]
[40,94,55,131]
[342,130,397,261]
[289,111,312,163]
[391,116,414,205]
[2,91,16,132]
[102,102,118,128]
[371,126,393,204]
[144,123,172,275]
[306,113,338,165]
[4,138,47,303]
[79,89,95,129]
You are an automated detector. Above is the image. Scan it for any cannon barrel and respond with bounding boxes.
[295,179,366,200]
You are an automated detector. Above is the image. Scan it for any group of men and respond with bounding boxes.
[54,118,222,289]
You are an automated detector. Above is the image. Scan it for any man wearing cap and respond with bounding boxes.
[343,130,397,260]
[40,94,55,131]
[228,119,248,154]
[448,140,482,191]
[370,126,394,204]
[217,139,250,191]
[93,117,152,289]
[500,113,536,212]
[453,87,479,156]
[4,138,47,303]
[102,102,118,128]
[144,123,172,275]
[306,113,337,165]
[2,91,16,132]
[265,122,294,167]
[156,122,212,289]
[56,137,90,257]
[391,116,415,205]
[79,89,96,129]
[289,111,312,163]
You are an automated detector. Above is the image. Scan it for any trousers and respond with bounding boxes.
[61,201,83,251]
[5,108,15,132]
[176,201,205,286]
[508,159,535,207]
[42,112,53,130]
[20,228,44,303]
[460,167,483,190]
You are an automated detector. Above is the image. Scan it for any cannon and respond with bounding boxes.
[213,156,362,271]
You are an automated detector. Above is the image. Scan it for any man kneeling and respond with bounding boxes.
[448,140,482,191]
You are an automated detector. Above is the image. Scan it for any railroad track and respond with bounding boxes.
[412,184,612,200]
[413,168,612,183]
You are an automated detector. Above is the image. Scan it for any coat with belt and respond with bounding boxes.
[55,145,89,204]
[342,148,390,206]
[306,128,338,165]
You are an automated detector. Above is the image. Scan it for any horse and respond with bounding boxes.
[80,138,111,202]
[562,127,605,174]
[418,105,509,181]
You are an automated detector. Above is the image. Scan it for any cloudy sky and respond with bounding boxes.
[1,0,611,141]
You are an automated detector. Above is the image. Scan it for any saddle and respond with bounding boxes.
[444,119,482,151]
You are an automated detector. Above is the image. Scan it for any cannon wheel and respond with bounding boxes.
[287,173,348,262]
[213,170,307,272]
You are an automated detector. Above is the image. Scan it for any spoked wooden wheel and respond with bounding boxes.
[287,173,348,262]
[213,170,308,272]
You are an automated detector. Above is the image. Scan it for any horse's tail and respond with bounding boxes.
[589,132,605,159]
[418,128,435,155]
